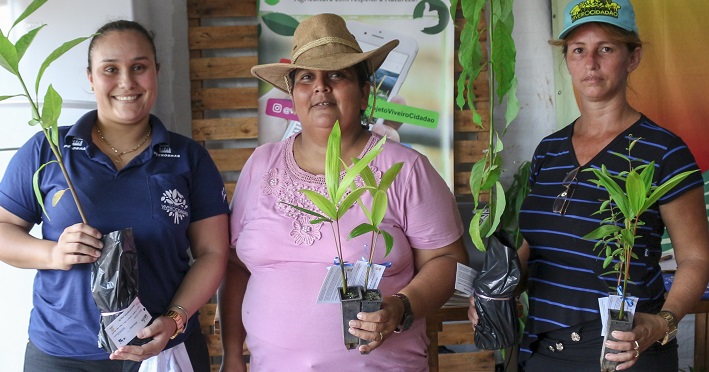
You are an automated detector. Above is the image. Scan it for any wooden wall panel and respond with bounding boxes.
[188,26,258,50]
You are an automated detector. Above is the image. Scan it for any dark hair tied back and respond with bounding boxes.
[87,20,158,71]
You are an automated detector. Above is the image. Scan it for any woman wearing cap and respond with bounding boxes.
[218,13,466,371]
[468,0,709,370]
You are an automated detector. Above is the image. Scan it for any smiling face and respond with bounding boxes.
[564,23,642,104]
[87,29,158,127]
[291,67,370,135]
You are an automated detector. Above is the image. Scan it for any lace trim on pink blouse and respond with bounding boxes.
[261,133,383,246]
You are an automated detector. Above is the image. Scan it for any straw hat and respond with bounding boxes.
[251,13,399,93]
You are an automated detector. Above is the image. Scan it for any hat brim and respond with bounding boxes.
[251,40,399,93]
[558,16,637,39]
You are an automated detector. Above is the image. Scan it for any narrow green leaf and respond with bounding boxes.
[300,190,337,220]
[336,136,384,203]
[378,162,403,192]
[583,224,622,240]
[639,161,655,191]
[32,159,57,219]
[382,230,394,257]
[592,166,631,218]
[348,223,377,240]
[0,94,24,101]
[603,255,613,269]
[484,181,506,237]
[642,170,698,211]
[469,160,487,206]
[371,190,388,227]
[15,25,44,62]
[35,35,92,101]
[355,158,377,189]
[10,0,47,32]
[325,122,341,202]
[281,201,331,222]
[337,187,370,219]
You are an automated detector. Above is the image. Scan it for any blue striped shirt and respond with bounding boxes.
[518,115,702,358]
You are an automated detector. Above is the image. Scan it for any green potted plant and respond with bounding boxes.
[582,137,697,372]
[285,121,403,349]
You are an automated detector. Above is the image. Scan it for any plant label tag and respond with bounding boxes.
[454,262,475,296]
[316,265,356,304]
[598,294,639,336]
[104,297,151,348]
[351,261,385,289]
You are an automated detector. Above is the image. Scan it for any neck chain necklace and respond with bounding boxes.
[95,126,152,163]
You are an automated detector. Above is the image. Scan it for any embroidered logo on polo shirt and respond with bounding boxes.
[161,189,188,224]
[155,144,181,158]
[65,137,86,151]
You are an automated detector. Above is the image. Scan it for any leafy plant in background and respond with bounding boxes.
[449,0,520,251]
[583,137,697,319]
[0,0,92,223]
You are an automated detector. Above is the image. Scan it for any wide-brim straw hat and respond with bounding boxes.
[251,13,399,93]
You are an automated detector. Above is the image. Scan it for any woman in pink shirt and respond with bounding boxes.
[219,13,467,371]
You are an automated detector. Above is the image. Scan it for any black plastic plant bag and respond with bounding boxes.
[90,228,143,353]
[473,231,521,350]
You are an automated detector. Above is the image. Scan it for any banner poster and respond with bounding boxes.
[256,0,455,186]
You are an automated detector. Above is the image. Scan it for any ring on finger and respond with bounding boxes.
[634,349,640,359]
[379,331,384,341]
[633,340,639,350]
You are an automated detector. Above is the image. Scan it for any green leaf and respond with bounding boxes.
[355,158,377,189]
[337,187,370,219]
[378,162,403,192]
[485,181,506,237]
[583,224,622,241]
[300,190,337,220]
[336,136,385,203]
[348,223,377,240]
[591,166,631,218]
[35,36,92,96]
[0,94,24,102]
[639,161,655,191]
[0,31,19,74]
[15,25,44,63]
[32,159,57,219]
[40,84,62,132]
[281,201,331,223]
[325,122,342,202]
[261,12,299,37]
[382,230,394,257]
[642,170,698,211]
[625,170,645,217]
[469,210,485,251]
[10,0,47,32]
[469,160,487,206]
[371,190,388,227]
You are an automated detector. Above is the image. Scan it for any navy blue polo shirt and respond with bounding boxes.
[0,110,229,359]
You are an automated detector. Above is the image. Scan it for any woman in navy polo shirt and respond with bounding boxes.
[0,21,229,371]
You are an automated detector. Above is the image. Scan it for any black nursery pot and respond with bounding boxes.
[358,289,383,346]
[600,308,634,372]
[339,285,364,350]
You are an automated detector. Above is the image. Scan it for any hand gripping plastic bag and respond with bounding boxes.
[90,228,145,353]
[473,231,521,350]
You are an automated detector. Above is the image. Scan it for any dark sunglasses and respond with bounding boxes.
[552,167,579,215]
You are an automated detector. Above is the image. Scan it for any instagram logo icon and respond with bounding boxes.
[272,103,282,113]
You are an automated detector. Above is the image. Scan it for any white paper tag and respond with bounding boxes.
[454,262,476,296]
[105,297,152,348]
[316,261,386,304]
[599,294,638,336]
